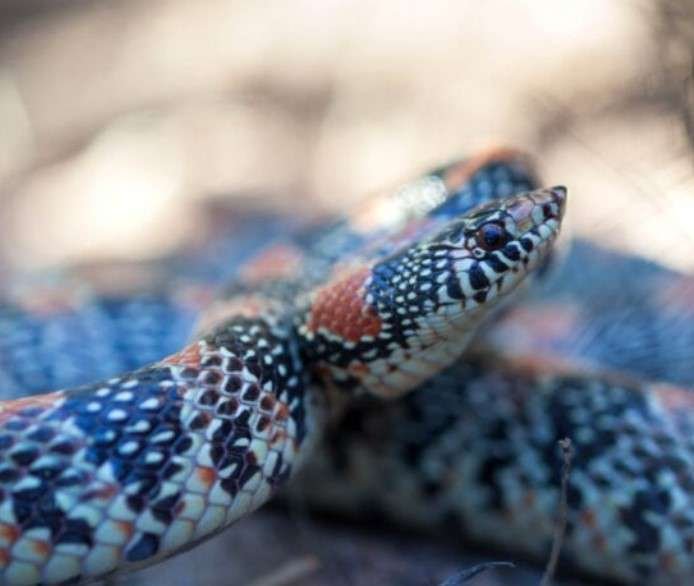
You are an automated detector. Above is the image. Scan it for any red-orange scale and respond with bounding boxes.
[163,343,202,368]
[306,266,382,343]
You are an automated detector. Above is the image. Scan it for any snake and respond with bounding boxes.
[291,237,694,584]
[0,149,566,585]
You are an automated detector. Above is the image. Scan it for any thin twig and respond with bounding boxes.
[683,60,694,151]
[438,561,515,585]
[539,438,574,586]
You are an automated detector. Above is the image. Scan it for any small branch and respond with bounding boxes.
[539,438,574,586]
[683,60,694,152]
[439,561,515,585]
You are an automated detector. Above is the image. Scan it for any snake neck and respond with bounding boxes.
[0,312,327,584]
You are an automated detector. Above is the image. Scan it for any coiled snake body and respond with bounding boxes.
[292,234,694,585]
[1,149,692,585]
[0,150,566,584]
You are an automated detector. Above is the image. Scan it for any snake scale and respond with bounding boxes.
[0,149,568,585]
[1,147,692,585]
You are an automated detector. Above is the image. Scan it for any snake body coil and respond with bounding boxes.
[293,233,694,585]
[0,151,565,584]
[4,147,692,585]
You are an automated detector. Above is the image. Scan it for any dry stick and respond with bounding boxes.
[438,561,515,585]
[539,438,574,586]
[684,60,694,152]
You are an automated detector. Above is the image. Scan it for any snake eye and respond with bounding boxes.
[476,222,508,251]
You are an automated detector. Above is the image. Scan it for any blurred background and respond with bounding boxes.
[0,1,693,584]
[0,0,693,273]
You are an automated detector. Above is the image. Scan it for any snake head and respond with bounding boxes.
[300,186,567,399]
[426,185,567,309]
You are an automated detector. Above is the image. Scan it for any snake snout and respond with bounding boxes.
[546,185,567,219]
[551,184,567,202]
[506,186,567,234]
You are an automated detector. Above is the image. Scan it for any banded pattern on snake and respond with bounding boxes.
[0,150,565,584]
[292,235,694,584]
